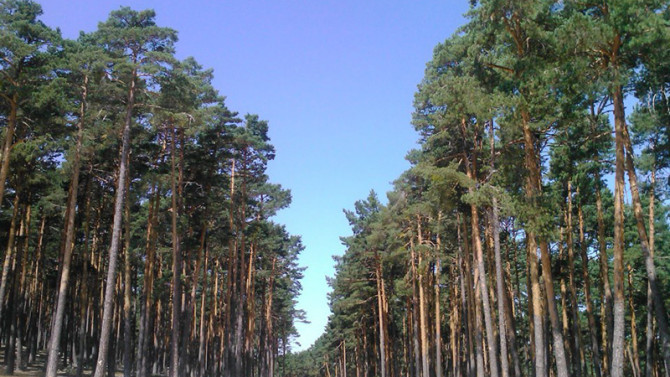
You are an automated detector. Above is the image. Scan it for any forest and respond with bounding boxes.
[283,1,670,377]
[2,1,670,377]
[0,1,306,377]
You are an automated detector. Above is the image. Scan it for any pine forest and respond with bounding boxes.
[1,1,670,377]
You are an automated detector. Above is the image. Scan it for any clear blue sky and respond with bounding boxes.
[40,0,469,351]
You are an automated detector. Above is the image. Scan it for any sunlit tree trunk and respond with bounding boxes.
[645,166,655,377]
[621,121,670,369]
[92,68,136,377]
[610,83,626,377]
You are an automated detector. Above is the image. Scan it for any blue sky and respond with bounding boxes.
[40,0,469,351]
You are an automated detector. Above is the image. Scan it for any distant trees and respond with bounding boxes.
[0,2,305,376]
[286,1,670,377]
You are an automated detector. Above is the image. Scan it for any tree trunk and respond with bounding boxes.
[645,166,655,377]
[621,118,670,369]
[376,256,387,377]
[0,93,18,212]
[578,196,603,377]
[566,181,584,377]
[6,203,27,375]
[92,69,136,377]
[470,202,499,377]
[170,123,182,377]
[520,138,545,377]
[628,265,641,377]
[490,121,509,377]
[46,75,88,377]
[76,181,93,377]
[610,83,626,377]
[521,111,568,377]
[596,185,613,376]
[137,183,160,377]
[417,218,430,377]
[0,194,20,324]
[435,228,443,377]
[460,213,477,377]
[123,188,132,377]
[410,238,422,377]
[197,228,209,377]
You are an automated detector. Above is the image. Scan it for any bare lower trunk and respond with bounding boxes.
[610,84,626,377]
[123,192,132,377]
[578,197,602,377]
[198,234,210,377]
[521,114,545,377]
[137,184,159,377]
[435,233,443,377]
[410,239,421,377]
[92,70,136,377]
[6,203,26,375]
[621,119,670,370]
[376,258,387,377]
[566,181,584,377]
[596,185,613,376]
[628,265,641,377]
[170,124,182,377]
[489,122,508,377]
[471,203,499,377]
[0,195,20,324]
[46,76,88,377]
[646,167,655,377]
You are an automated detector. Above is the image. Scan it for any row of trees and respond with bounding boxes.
[0,1,305,377]
[285,1,670,377]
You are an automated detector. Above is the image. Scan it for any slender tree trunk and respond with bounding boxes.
[470,202,499,377]
[417,218,430,377]
[123,188,132,377]
[521,111,569,377]
[645,166,655,377]
[47,76,88,377]
[45,111,84,374]
[451,284,460,377]
[261,256,276,377]
[566,181,585,377]
[198,229,210,377]
[92,69,136,377]
[29,215,46,366]
[170,124,182,377]
[628,265,641,377]
[461,214,477,377]
[0,93,18,212]
[460,117,498,377]
[7,203,28,375]
[621,120,670,369]
[578,195,603,377]
[503,271,522,377]
[596,184,613,376]
[520,124,545,377]
[17,203,32,371]
[0,194,20,324]
[77,181,93,377]
[410,239,422,377]
[435,229,443,377]
[490,121,509,377]
[376,256,387,377]
[138,183,160,377]
[611,84,627,377]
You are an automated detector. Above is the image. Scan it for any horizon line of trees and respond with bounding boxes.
[1,1,306,377]
[285,1,670,377]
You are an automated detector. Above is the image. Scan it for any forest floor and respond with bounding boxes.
[0,346,113,377]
